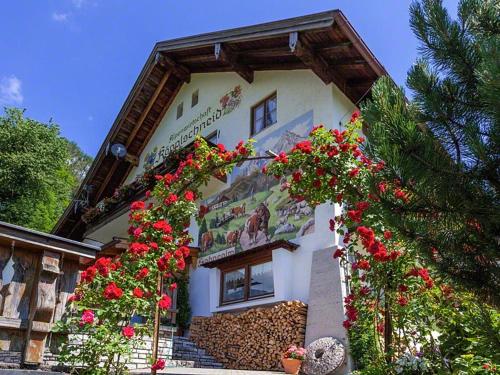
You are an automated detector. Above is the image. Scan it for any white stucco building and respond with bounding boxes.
[54,10,386,372]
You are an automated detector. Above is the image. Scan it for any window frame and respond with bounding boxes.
[219,257,274,306]
[250,92,277,136]
[191,90,199,108]
[176,102,184,119]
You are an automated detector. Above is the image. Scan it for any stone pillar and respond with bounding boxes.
[305,246,352,373]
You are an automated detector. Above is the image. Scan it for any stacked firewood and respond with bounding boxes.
[189,301,308,371]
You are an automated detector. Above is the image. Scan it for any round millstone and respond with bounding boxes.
[302,337,345,375]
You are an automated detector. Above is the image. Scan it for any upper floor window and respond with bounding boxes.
[191,90,199,107]
[176,102,184,119]
[251,93,277,135]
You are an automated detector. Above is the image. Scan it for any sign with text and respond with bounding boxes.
[143,85,242,168]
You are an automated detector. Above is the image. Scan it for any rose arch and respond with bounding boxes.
[56,113,442,374]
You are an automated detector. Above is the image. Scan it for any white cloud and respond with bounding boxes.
[0,76,23,105]
[52,12,69,22]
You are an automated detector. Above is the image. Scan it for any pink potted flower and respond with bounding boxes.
[282,344,306,374]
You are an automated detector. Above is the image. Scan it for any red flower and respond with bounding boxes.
[81,310,94,325]
[153,220,172,234]
[383,231,392,240]
[359,286,370,296]
[176,257,186,271]
[333,249,344,259]
[179,246,190,257]
[377,322,384,333]
[350,110,361,123]
[378,182,387,193]
[217,144,226,152]
[397,295,408,306]
[133,227,143,238]
[329,219,336,232]
[169,283,178,291]
[342,320,353,329]
[356,226,375,248]
[164,193,178,205]
[135,267,149,280]
[398,284,408,292]
[347,210,362,223]
[313,179,322,188]
[158,295,172,310]
[133,287,144,298]
[95,257,112,277]
[129,242,149,256]
[122,326,135,339]
[130,201,145,211]
[184,190,196,202]
[151,359,165,370]
[292,171,302,183]
[328,176,337,187]
[103,282,123,300]
[348,168,360,178]
[68,292,82,303]
[274,152,288,164]
[292,140,312,154]
[394,188,409,202]
[81,266,97,283]
[356,259,371,270]
[157,253,172,272]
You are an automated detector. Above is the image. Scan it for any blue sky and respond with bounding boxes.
[0,0,458,157]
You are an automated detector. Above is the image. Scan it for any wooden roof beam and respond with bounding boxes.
[157,53,191,83]
[215,43,254,83]
[125,70,171,148]
[289,32,332,84]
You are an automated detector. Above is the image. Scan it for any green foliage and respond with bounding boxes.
[361,0,500,305]
[176,275,191,331]
[0,108,92,231]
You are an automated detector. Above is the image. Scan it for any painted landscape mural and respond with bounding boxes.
[198,110,315,265]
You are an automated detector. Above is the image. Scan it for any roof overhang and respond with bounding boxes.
[53,9,388,241]
[0,221,99,260]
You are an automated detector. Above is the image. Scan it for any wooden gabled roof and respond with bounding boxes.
[53,9,387,240]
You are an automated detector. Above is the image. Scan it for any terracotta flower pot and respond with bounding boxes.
[282,358,302,374]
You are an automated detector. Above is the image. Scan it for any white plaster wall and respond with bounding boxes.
[85,69,355,319]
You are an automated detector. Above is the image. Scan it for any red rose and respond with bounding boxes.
[292,171,302,183]
[313,179,322,188]
[95,257,112,277]
[169,283,177,291]
[122,326,135,339]
[164,193,178,205]
[176,257,186,271]
[333,249,344,259]
[347,210,362,223]
[342,320,353,329]
[350,110,360,123]
[397,295,408,306]
[158,295,172,310]
[151,359,165,370]
[184,190,196,202]
[133,287,144,298]
[129,242,149,256]
[348,168,360,178]
[81,265,97,283]
[356,259,371,270]
[135,267,149,280]
[153,220,172,234]
[130,201,145,211]
[179,246,190,257]
[383,230,392,240]
[103,282,123,300]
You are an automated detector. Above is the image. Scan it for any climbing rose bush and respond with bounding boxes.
[56,113,498,374]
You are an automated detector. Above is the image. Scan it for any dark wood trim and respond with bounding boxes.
[202,239,297,269]
[250,91,277,136]
[215,43,254,83]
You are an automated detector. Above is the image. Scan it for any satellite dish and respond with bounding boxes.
[110,143,127,159]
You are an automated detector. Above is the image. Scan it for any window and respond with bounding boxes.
[251,93,277,135]
[176,102,183,119]
[191,90,199,107]
[205,130,219,145]
[220,260,274,305]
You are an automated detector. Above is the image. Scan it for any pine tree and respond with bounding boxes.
[361,0,499,305]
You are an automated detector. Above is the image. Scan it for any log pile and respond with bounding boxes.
[189,301,308,371]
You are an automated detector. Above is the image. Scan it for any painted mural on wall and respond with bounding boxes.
[143,85,242,169]
[198,110,315,266]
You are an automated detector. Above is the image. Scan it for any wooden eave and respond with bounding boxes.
[201,239,298,269]
[0,221,99,260]
[53,9,387,241]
